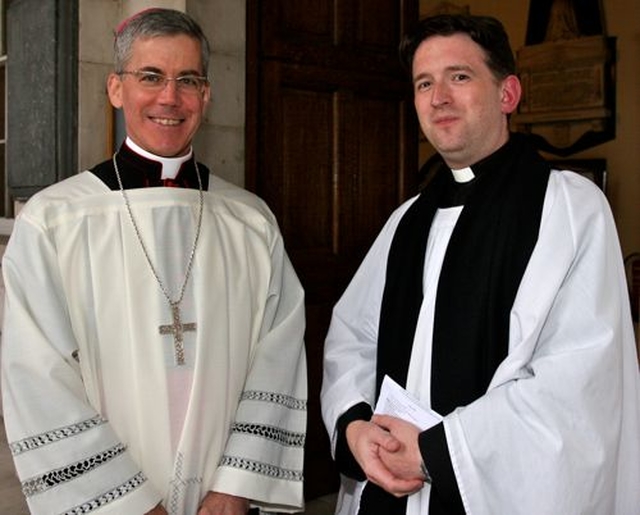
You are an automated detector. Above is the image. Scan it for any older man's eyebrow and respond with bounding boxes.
[136,65,205,76]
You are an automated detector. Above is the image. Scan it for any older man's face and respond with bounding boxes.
[107,34,210,157]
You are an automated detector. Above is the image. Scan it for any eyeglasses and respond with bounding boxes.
[118,70,209,94]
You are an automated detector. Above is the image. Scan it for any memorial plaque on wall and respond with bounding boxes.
[513,0,615,156]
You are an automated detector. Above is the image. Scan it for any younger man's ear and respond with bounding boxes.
[500,75,522,114]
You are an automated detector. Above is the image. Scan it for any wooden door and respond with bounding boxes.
[246,0,419,500]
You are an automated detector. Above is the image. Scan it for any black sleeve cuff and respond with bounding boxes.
[419,422,465,514]
[334,402,373,481]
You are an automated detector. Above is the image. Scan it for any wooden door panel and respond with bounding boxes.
[260,1,336,60]
[352,0,403,50]
[260,1,411,74]
[260,62,415,292]
[279,89,334,250]
[339,92,412,255]
[247,0,418,501]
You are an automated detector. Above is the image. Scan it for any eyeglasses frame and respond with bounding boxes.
[117,70,209,94]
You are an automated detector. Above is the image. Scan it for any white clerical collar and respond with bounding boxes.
[126,137,193,180]
[451,166,475,183]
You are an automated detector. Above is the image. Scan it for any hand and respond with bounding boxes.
[145,503,168,515]
[197,491,250,515]
[372,414,426,482]
[346,419,424,496]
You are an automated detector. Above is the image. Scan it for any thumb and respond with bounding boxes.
[377,428,401,452]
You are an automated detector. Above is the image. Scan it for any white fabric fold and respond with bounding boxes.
[322,170,640,515]
[2,171,306,514]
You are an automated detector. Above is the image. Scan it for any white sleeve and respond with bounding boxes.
[321,197,418,453]
[211,227,307,513]
[1,214,162,515]
[445,171,640,514]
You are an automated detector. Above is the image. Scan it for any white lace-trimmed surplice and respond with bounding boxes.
[1,171,307,515]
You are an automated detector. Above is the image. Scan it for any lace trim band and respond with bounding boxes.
[219,455,303,482]
[62,472,147,515]
[231,422,305,447]
[9,416,107,455]
[22,443,127,497]
[241,390,306,410]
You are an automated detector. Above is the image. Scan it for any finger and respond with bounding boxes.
[368,472,425,496]
[378,449,421,482]
[371,414,395,429]
[377,430,401,452]
[391,479,426,497]
[386,477,425,496]
[368,422,401,450]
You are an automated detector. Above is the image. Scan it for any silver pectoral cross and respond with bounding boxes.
[159,302,196,365]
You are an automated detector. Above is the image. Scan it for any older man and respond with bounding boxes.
[2,9,306,515]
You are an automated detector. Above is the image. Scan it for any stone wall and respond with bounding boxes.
[78,0,247,186]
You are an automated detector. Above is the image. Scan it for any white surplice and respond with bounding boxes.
[1,171,307,515]
[321,169,640,514]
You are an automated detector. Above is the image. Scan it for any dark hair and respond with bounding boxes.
[399,14,516,80]
[114,8,210,76]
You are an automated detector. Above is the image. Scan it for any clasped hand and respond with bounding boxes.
[346,414,426,496]
[145,491,249,515]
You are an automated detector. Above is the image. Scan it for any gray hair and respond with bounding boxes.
[114,8,210,76]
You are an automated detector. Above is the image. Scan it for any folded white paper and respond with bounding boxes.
[374,375,443,431]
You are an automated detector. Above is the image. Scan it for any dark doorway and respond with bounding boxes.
[245,0,419,501]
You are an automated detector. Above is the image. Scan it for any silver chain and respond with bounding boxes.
[112,154,204,308]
